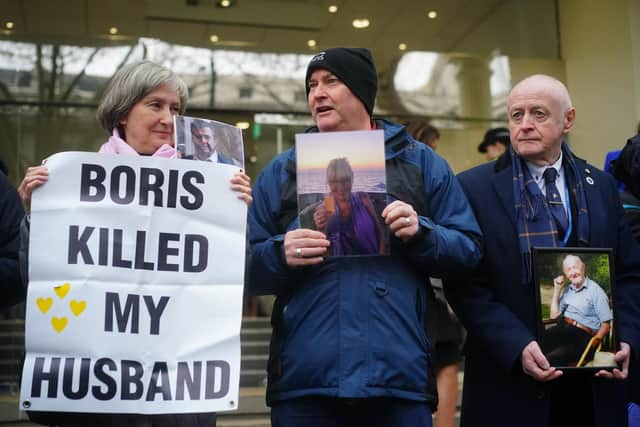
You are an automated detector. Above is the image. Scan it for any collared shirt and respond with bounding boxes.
[526,152,568,215]
[208,151,219,163]
[559,276,613,331]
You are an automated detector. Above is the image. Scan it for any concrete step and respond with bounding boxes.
[0,332,24,346]
[240,317,271,330]
[217,416,270,427]
[0,320,25,333]
[0,360,21,377]
[239,369,266,388]
[241,340,270,356]
[0,345,24,360]
[235,387,268,414]
[240,328,272,342]
[240,354,268,371]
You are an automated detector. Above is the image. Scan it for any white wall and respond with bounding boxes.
[559,0,640,166]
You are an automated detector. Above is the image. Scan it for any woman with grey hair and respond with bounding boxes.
[17,60,251,426]
[20,60,251,205]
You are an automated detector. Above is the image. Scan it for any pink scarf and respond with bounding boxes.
[98,129,176,158]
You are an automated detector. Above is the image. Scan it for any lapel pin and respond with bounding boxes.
[586,177,594,185]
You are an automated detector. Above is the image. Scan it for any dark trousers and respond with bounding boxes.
[549,373,629,427]
[542,320,592,367]
[271,397,432,427]
[549,375,594,427]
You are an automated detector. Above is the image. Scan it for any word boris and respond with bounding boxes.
[80,163,204,210]
[29,357,230,402]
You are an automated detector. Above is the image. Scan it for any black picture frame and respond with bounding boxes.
[532,247,618,371]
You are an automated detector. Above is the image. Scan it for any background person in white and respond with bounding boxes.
[544,254,613,366]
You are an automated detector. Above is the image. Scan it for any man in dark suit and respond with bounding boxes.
[446,74,640,427]
[190,119,234,164]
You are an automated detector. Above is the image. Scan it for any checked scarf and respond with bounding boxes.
[511,142,590,284]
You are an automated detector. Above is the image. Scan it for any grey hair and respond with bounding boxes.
[96,60,189,134]
[562,254,584,268]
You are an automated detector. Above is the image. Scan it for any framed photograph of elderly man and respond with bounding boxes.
[174,115,244,167]
[296,130,389,257]
[533,247,617,371]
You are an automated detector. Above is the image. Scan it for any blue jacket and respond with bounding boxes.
[446,152,640,427]
[248,119,482,406]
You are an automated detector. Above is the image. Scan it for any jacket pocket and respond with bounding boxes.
[366,277,429,393]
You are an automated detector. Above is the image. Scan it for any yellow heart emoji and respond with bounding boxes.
[36,297,53,314]
[54,283,71,299]
[70,300,86,316]
[51,317,68,333]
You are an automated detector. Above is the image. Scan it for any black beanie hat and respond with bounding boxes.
[305,47,378,116]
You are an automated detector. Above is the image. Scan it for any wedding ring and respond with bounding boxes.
[296,248,303,258]
[404,217,411,225]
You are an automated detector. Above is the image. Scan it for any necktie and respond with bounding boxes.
[543,168,568,236]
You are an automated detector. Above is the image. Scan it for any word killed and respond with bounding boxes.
[68,226,207,273]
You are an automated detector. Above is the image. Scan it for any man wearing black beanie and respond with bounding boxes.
[305,47,377,118]
[248,47,482,427]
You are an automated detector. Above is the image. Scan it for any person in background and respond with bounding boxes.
[0,156,25,309]
[248,47,482,427]
[18,60,252,427]
[477,127,510,161]
[612,133,640,238]
[611,133,640,427]
[404,119,440,151]
[404,119,464,427]
[446,74,640,427]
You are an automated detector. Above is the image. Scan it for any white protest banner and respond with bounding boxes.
[20,152,246,414]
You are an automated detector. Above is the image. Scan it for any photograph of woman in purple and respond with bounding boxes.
[312,157,384,256]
